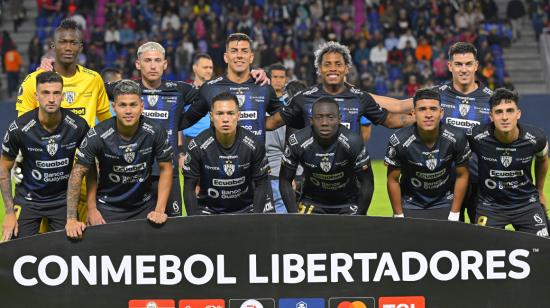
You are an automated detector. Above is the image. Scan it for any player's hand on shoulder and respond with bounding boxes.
[39,55,54,72]
[87,208,106,226]
[65,218,86,239]
[251,69,270,86]
[147,211,168,224]
[2,213,18,242]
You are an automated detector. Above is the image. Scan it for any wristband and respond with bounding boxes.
[393,213,404,218]
[448,211,460,221]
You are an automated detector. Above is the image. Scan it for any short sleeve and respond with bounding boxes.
[384,134,401,168]
[280,135,300,170]
[1,121,21,158]
[454,131,471,165]
[75,128,101,167]
[153,126,173,162]
[182,139,201,179]
[360,92,389,125]
[251,142,269,179]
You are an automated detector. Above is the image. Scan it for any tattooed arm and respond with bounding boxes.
[65,163,89,239]
[0,156,16,241]
[382,112,416,129]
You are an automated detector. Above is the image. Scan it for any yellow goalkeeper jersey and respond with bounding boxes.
[16,65,111,126]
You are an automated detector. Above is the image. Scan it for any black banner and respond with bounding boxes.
[0,215,549,308]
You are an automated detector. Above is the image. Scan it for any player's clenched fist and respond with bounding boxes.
[65,219,86,239]
[147,211,168,224]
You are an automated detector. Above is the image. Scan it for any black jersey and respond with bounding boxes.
[384,124,471,209]
[183,126,269,213]
[436,81,493,135]
[468,123,548,214]
[280,84,388,133]
[435,81,492,181]
[181,75,280,143]
[75,116,173,211]
[106,80,199,177]
[2,108,89,208]
[281,125,370,205]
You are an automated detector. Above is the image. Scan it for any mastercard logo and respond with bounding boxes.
[336,301,368,308]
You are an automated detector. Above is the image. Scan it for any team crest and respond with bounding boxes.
[223,160,235,176]
[64,91,76,104]
[123,147,135,163]
[426,158,437,171]
[320,156,332,172]
[236,94,246,107]
[47,138,58,156]
[425,152,437,171]
[501,152,512,167]
[459,102,470,117]
[148,95,159,107]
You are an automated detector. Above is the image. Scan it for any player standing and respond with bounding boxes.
[279,97,372,214]
[468,89,549,236]
[183,92,269,215]
[1,72,89,240]
[65,80,173,239]
[385,88,470,220]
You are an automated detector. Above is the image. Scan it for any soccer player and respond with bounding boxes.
[384,88,470,220]
[183,92,269,215]
[265,41,414,133]
[104,42,202,217]
[181,53,214,169]
[279,97,372,215]
[1,72,89,240]
[17,19,110,126]
[397,42,493,222]
[16,19,111,225]
[65,80,173,239]
[179,33,280,144]
[468,89,549,236]
[265,63,290,213]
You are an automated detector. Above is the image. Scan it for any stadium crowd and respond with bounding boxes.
[19,0,518,96]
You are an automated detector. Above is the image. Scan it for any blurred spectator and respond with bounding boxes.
[387,47,403,66]
[415,37,433,62]
[353,39,369,66]
[396,8,410,34]
[455,6,469,30]
[27,36,43,72]
[1,31,14,72]
[161,11,180,32]
[384,30,399,51]
[404,75,419,97]
[507,0,526,41]
[502,74,515,90]
[104,24,120,51]
[397,29,417,50]
[10,0,26,32]
[4,44,21,97]
[432,52,448,83]
[369,41,388,65]
[482,0,498,22]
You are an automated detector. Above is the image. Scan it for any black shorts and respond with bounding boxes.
[403,206,450,220]
[198,204,255,215]
[298,198,358,215]
[476,204,549,237]
[152,176,182,217]
[97,201,155,223]
[13,203,66,239]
